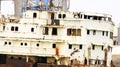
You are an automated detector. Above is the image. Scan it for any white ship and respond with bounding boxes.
[0,0,114,67]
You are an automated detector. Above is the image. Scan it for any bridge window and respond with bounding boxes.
[93,16,98,20]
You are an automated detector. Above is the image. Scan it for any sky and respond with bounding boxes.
[1,0,120,26]
[69,0,120,26]
[1,1,14,15]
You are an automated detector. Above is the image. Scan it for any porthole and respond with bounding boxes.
[36,44,39,47]
[25,43,27,46]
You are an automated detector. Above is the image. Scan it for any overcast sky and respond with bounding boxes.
[69,0,120,26]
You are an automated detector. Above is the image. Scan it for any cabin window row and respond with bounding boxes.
[43,28,81,36]
[92,45,104,51]
[74,13,112,21]
[3,41,57,48]
[69,44,83,49]
[4,41,11,45]
[67,28,81,36]
[87,30,113,39]
[10,26,35,32]
[92,45,112,52]
[11,26,18,31]
[43,27,57,35]
[83,15,112,21]
[58,14,66,18]
[21,43,40,47]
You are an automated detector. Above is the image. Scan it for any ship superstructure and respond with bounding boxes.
[0,0,114,67]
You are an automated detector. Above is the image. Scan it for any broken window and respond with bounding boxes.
[11,26,14,31]
[77,29,81,36]
[106,31,108,36]
[102,31,105,36]
[108,17,112,21]
[77,13,80,18]
[67,29,71,36]
[52,43,56,48]
[33,13,37,18]
[87,30,90,35]
[79,44,82,49]
[80,14,83,18]
[113,40,116,45]
[52,28,57,35]
[72,29,76,36]
[102,46,104,50]
[31,28,34,32]
[58,14,61,18]
[108,46,110,51]
[15,27,18,31]
[43,27,49,35]
[3,26,5,31]
[98,17,102,20]
[69,44,72,49]
[51,13,54,19]
[84,15,87,19]
[63,14,66,18]
[52,20,60,25]
[93,30,96,35]
[93,16,98,20]
[88,16,92,19]
[92,45,95,50]
[110,32,113,39]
